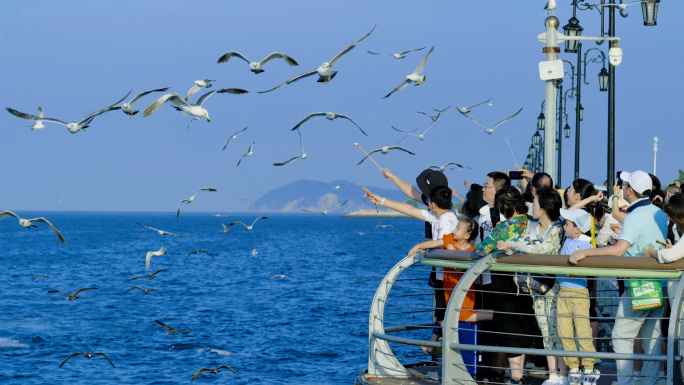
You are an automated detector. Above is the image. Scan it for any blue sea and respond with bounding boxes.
[0,212,423,384]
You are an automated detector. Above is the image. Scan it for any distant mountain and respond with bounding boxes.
[252,179,412,213]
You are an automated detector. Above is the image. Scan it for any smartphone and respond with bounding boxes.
[656,239,668,247]
[616,171,624,187]
[509,171,524,180]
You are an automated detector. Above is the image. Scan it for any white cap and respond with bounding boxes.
[620,170,651,195]
[560,208,592,233]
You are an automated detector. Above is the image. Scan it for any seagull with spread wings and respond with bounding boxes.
[30,107,45,129]
[429,162,471,172]
[0,211,66,243]
[367,47,425,61]
[221,223,232,233]
[416,110,441,122]
[356,146,415,165]
[301,200,348,215]
[391,114,440,142]
[217,51,298,74]
[291,112,366,136]
[129,269,166,281]
[223,127,248,150]
[274,128,306,166]
[383,46,434,99]
[373,224,397,234]
[156,320,190,334]
[126,287,163,296]
[191,365,239,382]
[229,217,267,231]
[460,108,523,135]
[145,247,170,270]
[265,274,296,283]
[114,87,170,117]
[184,250,215,264]
[237,142,255,166]
[185,79,215,101]
[143,88,248,122]
[259,24,376,93]
[6,91,131,133]
[32,274,50,281]
[137,223,185,237]
[177,188,218,218]
[445,98,492,114]
[48,287,98,301]
[59,352,115,368]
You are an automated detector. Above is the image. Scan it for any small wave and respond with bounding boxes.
[210,349,232,356]
[0,337,28,349]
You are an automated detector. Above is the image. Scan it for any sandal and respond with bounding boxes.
[420,346,433,355]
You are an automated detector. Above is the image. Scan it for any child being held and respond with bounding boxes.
[557,208,600,384]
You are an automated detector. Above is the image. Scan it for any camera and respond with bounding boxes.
[609,42,623,66]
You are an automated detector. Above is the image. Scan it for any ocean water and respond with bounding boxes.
[0,212,423,384]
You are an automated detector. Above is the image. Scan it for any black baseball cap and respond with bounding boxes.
[416,169,449,198]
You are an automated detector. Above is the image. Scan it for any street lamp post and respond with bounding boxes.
[557,84,564,186]
[543,15,560,177]
[653,137,658,175]
[574,42,582,180]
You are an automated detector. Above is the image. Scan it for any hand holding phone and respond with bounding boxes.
[508,171,524,180]
[656,239,668,247]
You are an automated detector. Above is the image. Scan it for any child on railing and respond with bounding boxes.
[557,208,600,385]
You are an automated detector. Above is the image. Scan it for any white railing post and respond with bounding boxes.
[666,274,684,383]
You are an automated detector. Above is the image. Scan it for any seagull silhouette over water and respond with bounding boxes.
[48,287,98,301]
[190,365,239,382]
[59,352,115,368]
[129,269,166,281]
[156,320,190,334]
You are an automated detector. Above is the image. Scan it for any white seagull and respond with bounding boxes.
[545,0,557,12]
[274,129,306,166]
[252,248,258,256]
[259,24,376,93]
[6,91,131,134]
[237,142,255,166]
[229,217,268,231]
[0,211,66,243]
[177,188,218,218]
[383,46,434,99]
[446,98,493,114]
[429,162,470,172]
[367,47,425,61]
[332,184,345,192]
[217,51,299,74]
[115,87,170,117]
[185,79,215,101]
[391,114,439,141]
[373,224,397,234]
[460,108,523,135]
[145,247,169,270]
[223,127,248,150]
[357,146,415,165]
[143,88,248,122]
[301,200,348,215]
[291,112,367,136]
[137,223,186,237]
[416,110,440,122]
[221,223,231,233]
[31,107,45,129]
[265,274,296,283]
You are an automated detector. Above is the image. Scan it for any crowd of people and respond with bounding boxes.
[368,166,684,385]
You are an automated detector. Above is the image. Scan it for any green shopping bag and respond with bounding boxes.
[629,279,663,311]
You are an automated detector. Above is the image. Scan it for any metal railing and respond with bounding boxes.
[364,250,684,385]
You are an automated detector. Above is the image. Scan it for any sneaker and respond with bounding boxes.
[582,369,600,385]
[542,376,565,385]
[568,368,582,385]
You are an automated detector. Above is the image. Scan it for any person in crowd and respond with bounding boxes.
[570,170,668,385]
[517,167,554,214]
[497,186,565,385]
[475,186,531,385]
[665,184,680,203]
[557,208,600,385]
[458,183,487,219]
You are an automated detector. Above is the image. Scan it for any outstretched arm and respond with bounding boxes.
[368,194,424,220]
[451,186,466,203]
[381,168,423,201]
[568,191,603,211]
[408,239,445,257]
[568,239,630,264]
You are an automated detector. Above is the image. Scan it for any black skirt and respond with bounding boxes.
[491,272,537,357]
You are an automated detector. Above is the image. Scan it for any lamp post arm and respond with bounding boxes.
[583,48,607,85]
[562,60,576,98]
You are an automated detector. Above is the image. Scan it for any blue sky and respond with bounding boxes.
[1,1,681,212]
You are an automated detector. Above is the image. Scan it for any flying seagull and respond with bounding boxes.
[126,286,163,296]
[356,231,365,236]
[301,200,348,215]
[184,250,215,264]
[445,98,492,114]
[252,248,258,256]
[185,79,215,102]
[259,24,377,93]
[460,108,523,135]
[416,110,440,122]
[190,365,239,382]
[237,142,255,166]
[332,184,345,192]
[32,274,50,281]
[145,247,169,270]
[55,195,66,206]
[129,269,166,281]
[229,217,267,231]
[367,47,425,61]
[0,211,66,243]
[48,287,98,301]
[291,112,366,136]
[155,320,190,334]
[373,224,397,234]
[274,128,306,166]
[223,127,248,150]
[429,162,470,172]
[357,146,415,165]
[6,91,131,134]
[177,188,218,218]
[383,46,435,99]
[265,274,296,283]
[221,223,232,233]
[31,107,45,129]
[115,87,170,117]
[59,352,115,368]
[143,88,248,122]
[391,114,440,142]
[217,51,298,74]
[137,223,185,237]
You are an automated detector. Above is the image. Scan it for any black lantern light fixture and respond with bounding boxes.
[533,131,542,146]
[641,0,660,26]
[564,123,571,139]
[526,155,532,165]
[555,139,560,150]
[537,112,545,131]
[598,67,609,92]
[562,16,584,53]
[529,145,536,157]
[579,104,584,121]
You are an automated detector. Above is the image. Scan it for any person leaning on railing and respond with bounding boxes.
[497,186,565,385]
[645,193,684,377]
[569,170,668,385]
[474,185,531,385]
